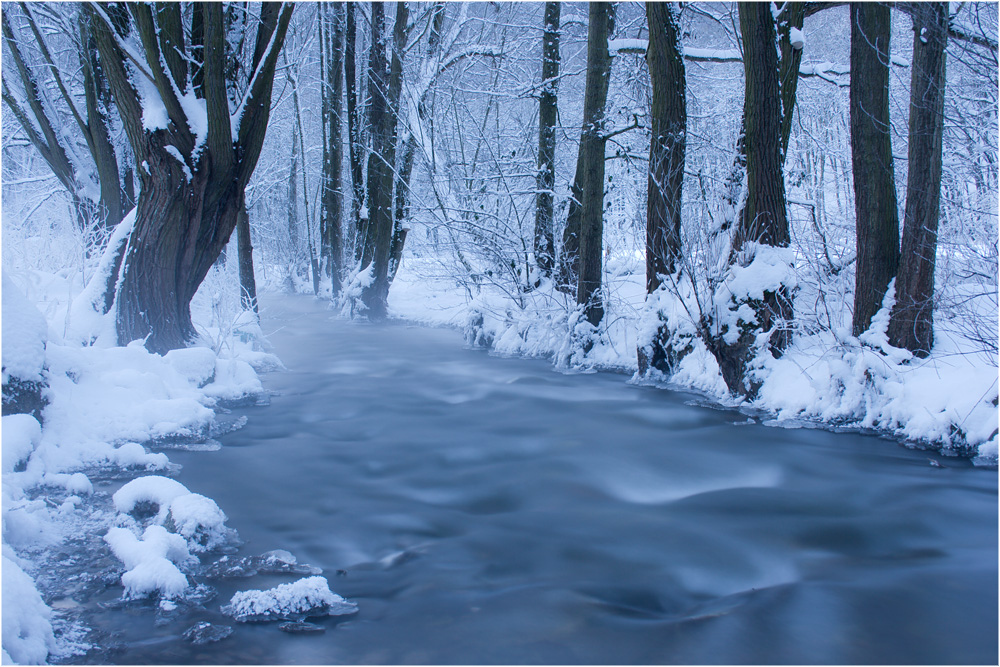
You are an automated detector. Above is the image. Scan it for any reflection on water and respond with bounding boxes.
[70,295,997,665]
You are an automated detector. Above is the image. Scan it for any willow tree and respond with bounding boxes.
[88,2,293,353]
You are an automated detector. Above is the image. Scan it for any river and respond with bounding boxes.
[78,294,997,664]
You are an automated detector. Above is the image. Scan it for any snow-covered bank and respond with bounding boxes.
[388,255,998,464]
[1,268,280,664]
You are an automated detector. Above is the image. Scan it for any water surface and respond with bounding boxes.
[83,294,997,664]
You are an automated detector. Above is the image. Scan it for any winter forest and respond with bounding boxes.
[2,1,998,665]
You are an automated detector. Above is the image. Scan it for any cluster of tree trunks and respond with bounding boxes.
[89,2,292,353]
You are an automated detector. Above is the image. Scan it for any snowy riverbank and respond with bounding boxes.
[2,268,281,663]
[388,255,999,465]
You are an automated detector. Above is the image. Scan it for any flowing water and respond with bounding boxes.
[76,294,996,664]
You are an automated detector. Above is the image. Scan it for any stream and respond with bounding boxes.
[76,294,997,664]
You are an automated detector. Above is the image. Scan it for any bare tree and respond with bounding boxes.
[850,2,899,336]
[534,1,561,281]
[576,2,616,328]
[638,1,686,375]
[888,2,949,356]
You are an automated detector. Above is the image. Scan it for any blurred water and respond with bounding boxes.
[77,294,997,664]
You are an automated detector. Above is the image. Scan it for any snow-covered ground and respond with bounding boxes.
[388,253,999,464]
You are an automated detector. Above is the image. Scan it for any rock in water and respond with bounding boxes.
[221,576,358,622]
[183,622,233,645]
[278,621,326,634]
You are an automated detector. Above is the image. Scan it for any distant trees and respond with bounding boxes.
[88,2,293,353]
[2,5,131,237]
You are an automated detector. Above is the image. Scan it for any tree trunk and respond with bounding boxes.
[644,1,686,291]
[557,159,584,294]
[321,3,345,296]
[534,1,560,280]
[777,3,806,159]
[237,196,258,314]
[361,1,408,320]
[638,1,686,376]
[346,3,366,262]
[850,2,899,336]
[888,2,948,357]
[576,2,616,328]
[90,2,293,353]
[287,120,300,265]
[708,2,793,397]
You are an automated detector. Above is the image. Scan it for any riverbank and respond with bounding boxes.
[387,255,999,465]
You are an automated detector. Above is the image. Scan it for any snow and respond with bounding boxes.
[1,262,270,661]
[164,145,193,182]
[104,525,193,599]
[113,476,191,523]
[2,555,54,665]
[608,38,648,54]
[3,415,41,473]
[2,273,47,385]
[221,576,358,622]
[788,27,805,50]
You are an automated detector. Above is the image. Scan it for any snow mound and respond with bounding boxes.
[3,414,42,473]
[221,576,358,622]
[114,476,191,524]
[2,554,55,665]
[166,493,233,553]
[1,272,47,385]
[104,525,194,599]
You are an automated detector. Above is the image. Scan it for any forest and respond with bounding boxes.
[1,2,998,664]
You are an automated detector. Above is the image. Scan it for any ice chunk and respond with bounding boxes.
[166,493,234,553]
[3,414,42,472]
[204,550,322,579]
[789,26,805,50]
[183,622,233,645]
[113,476,190,523]
[221,576,358,622]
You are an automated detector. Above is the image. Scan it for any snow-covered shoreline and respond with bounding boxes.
[388,256,999,465]
[2,269,281,663]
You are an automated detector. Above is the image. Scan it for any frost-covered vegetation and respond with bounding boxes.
[2,1,997,663]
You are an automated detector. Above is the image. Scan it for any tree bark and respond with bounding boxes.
[89,2,293,353]
[321,3,346,296]
[534,1,560,280]
[850,2,899,336]
[644,1,686,291]
[638,1,687,376]
[346,2,366,262]
[576,2,616,328]
[888,2,948,357]
[361,1,408,320]
[708,2,793,397]
[237,196,258,314]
